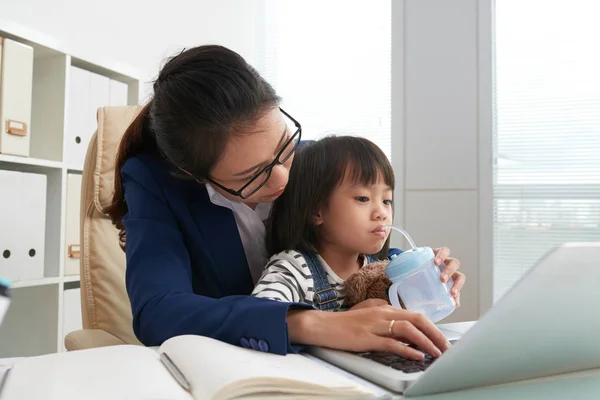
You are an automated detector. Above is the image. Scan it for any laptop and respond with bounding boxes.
[308,242,600,396]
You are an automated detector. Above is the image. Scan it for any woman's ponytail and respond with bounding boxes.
[106,100,156,249]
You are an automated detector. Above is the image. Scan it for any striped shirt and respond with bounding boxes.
[251,250,367,311]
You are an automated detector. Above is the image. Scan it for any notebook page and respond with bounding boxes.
[0,345,191,400]
[159,335,373,400]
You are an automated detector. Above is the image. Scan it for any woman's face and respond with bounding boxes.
[209,107,294,205]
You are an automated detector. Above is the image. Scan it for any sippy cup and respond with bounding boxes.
[384,226,456,323]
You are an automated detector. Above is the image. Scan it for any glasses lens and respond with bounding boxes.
[240,168,272,199]
[239,111,300,199]
[278,114,300,164]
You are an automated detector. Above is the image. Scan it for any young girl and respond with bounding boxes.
[252,136,464,312]
[251,136,421,312]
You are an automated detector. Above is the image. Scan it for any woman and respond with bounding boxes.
[107,44,466,359]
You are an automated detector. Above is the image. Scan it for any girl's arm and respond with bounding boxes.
[252,251,313,306]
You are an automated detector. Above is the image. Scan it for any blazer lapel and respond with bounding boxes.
[190,186,254,295]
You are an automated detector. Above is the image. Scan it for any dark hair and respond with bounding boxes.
[266,135,395,259]
[107,45,280,248]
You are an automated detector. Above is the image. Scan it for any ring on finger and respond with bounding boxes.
[388,319,396,335]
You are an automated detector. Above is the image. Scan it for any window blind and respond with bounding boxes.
[494,0,600,300]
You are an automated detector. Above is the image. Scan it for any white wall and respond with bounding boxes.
[391,0,493,322]
[0,0,267,99]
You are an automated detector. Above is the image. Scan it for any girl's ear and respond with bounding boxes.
[313,211,323,226]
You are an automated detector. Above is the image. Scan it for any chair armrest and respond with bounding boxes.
[64,329,128,351]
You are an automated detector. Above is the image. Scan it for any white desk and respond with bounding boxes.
[2,321,599,399]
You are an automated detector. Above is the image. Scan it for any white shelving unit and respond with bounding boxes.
[0,19,141,357]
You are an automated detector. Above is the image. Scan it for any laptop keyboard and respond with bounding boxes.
[358,351,436,374]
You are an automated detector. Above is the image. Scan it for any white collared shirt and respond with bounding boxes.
[205,183,272,284]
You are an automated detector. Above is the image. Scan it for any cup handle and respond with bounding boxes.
[388,282,402,308]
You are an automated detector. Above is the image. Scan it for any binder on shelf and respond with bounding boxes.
[0,169,46,281]
[0,37,34,157]
[64,173,82,276]
[67,67,122,169]
[67,66,93,168]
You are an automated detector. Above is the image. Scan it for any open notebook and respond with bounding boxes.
[0,335,379,400]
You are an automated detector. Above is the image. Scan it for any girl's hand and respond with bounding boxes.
[433,247,466,307]
[287,306,452,360]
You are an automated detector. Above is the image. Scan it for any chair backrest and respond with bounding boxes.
[79,105,142,345]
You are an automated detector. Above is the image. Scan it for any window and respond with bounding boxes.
[494,0,600,300]
[264,0,392,157]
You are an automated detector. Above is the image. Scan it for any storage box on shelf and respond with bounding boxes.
[0,18,141,357]
[0,38,34,157]
[67,66,129,170]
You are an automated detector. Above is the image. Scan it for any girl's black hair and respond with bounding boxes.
[266,135,395,259]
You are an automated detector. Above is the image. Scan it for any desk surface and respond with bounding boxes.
[2,321,599,399]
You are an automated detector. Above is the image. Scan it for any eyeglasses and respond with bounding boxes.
[207,108,302,199]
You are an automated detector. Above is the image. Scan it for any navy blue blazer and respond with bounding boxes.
[121,152,402,355]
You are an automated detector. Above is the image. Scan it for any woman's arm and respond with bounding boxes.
[121,158,310,354]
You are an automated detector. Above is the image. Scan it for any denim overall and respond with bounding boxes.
[301,252,376,311]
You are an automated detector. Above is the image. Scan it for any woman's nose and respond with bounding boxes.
[266,164,289,189]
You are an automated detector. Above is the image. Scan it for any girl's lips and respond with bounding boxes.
[372,227,388,238]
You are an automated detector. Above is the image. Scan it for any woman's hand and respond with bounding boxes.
[349,299,388,311]
[287,306,452,360]
[433,247,466,307]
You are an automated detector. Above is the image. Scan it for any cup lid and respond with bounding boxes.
[386,246,435,278]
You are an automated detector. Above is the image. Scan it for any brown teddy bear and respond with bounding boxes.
[344,260,394,308]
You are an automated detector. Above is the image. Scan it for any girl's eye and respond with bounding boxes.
[355,196,369,203]
[384,199,393,206]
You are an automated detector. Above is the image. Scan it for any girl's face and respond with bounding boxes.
[209,107,295,205]
[315,173,393,256]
